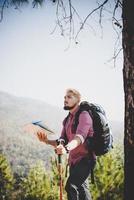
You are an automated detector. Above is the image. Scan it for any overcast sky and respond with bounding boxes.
[0,1,124,122]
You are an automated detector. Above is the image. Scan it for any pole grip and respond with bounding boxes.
[57,138,65,164]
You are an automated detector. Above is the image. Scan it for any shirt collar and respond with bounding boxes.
[69,105,80,117]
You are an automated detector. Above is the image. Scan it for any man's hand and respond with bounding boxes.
[55,144,67,155]
[36,130,48,143]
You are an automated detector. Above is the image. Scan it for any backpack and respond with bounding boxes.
[64,101,113,156]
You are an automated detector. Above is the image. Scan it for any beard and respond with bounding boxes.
[63,103,78,110]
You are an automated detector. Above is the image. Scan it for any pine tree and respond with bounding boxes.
[0,153,15,200]
[90,144,124,200]
[20,160,59,200]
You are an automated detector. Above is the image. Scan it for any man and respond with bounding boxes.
[36,88,96,200]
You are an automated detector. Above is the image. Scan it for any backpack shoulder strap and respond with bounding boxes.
[63,102,92,133]
[73,102,92,133]
[63,113,70,127]
[61,113,70,145]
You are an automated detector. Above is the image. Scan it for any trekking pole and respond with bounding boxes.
[58,153,63,200]
[32,120,54,133]
[57,139,65,200]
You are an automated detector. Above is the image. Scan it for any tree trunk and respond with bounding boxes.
[123,0,134,199]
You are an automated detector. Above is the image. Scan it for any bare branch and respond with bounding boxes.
[68,0,73,40]
[106,27,122,67]
[82,0,109,25]
[75,0,109,42]
[70,3,82,22]
[0,0,7,23]
[52,0,76,42]
[107,47,122,67]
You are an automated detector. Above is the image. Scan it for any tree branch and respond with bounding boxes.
[0,0,7,23]
[75,0,109,42]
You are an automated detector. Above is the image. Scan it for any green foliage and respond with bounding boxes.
[50,155,68,200]
[0,131,54,178]
[20,160,59,200]
[0,145,124,200]
[90,144,124,200]
[0,153,15,200]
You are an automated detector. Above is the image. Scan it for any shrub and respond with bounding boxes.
[90,144,124,200]
[0,153,15,200]
[20,160,59,200]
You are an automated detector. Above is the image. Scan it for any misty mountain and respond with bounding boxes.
[0,91,124,176]
[0,90,66,133]
[0,91,67,176]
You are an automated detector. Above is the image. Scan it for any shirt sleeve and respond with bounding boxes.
[76,111,94,143]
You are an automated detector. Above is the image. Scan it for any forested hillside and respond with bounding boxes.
[0,91,66,176]
[0,91,123,177]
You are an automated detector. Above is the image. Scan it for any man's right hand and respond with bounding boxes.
[36,130,48,143]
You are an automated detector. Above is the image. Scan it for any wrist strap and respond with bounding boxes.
[56,138,65,145]
[64,146,70,153]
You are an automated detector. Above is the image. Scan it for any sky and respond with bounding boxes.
[0,1,124,122]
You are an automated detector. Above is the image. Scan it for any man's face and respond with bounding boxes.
[64,92,79,110]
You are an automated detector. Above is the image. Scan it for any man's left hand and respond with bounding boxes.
[55,144,67,155]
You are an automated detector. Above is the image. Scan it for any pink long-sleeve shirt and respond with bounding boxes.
[60,106,96,166]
